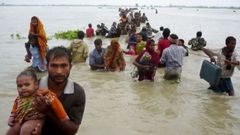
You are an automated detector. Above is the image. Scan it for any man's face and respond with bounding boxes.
[95,44,102,51]
[47,56,71,84]
[227,40,236,52]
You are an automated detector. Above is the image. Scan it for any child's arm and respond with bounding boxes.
[8,98,18,127]
[50,96,69,121]
[37,89,69,121]
[8,113,15,127]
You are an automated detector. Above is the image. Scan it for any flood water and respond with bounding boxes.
[0,6,240,135]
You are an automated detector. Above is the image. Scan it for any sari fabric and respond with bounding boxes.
[135,40,159,81]
[29,17,47,61]
[104,39,126,71]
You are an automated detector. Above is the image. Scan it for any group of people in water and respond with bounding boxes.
[6,7,240,135]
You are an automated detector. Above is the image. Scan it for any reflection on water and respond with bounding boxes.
[1,6,240,135]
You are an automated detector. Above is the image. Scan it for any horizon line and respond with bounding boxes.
[1,3,240,9]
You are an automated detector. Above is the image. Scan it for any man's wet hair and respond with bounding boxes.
[196,31,202,37]
[77,31,85,39]
[46,46,72,65]
[225,36,236,45]
[17,69,38,82]
[160,26,164,31]
[169,34,178,40]
[162,28,170,38]
[88,23,92,28]
[94,38,102,46]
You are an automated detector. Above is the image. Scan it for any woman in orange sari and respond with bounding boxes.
[25,16,47,71]
[104,39,126,71]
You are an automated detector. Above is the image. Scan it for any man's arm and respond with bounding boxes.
[35,90,85,135]
[46,113,79,135]
[202,48,216,62]
[159,49,167,64]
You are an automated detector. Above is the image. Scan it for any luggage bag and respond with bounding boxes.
[200,60,221,86]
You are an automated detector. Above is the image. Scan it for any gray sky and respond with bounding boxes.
[1,0,240,6]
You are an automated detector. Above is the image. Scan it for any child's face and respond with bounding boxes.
[16,75,38,97]
[177,40,183,46]
[30,38,38,45]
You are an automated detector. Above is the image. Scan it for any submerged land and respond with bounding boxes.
[1,3,240,10]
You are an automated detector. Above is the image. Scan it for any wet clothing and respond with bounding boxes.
[86,27,94,38]
[135,43,159,81]
[107,25,118,38]
[89,48,105,70]
[140,15,148,23]
[68,39,89,63]
[152,31,163,43]
[160,44,187,80]
[208,48,240,93]
[157,38,171,60]
[29,17,48,61]
[127,33,137,49]
[30,45,46,71]
[210,78,233,93]
[39,76,86,135]
[10,89,67,124]
[10,96,45,124]
[214,48,240,78]
[188,37,206,51]
[104,40,126,71]
[136,41,146,55]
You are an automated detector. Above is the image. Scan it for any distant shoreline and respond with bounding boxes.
[0,4,240,10]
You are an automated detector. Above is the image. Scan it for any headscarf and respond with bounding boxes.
[29,16,47,61]
[108,39,120,66]
[104,39,126,70]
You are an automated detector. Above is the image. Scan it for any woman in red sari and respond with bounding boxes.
[133,39,159,81]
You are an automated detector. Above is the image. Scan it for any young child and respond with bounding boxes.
[177,39,189,56]
[6,70,69,135]
[24,35,47,72]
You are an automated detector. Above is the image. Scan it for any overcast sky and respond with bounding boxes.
[1,0,240,7]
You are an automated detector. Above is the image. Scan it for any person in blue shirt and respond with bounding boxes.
[25,35,47,72]
[89,39,106,70]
